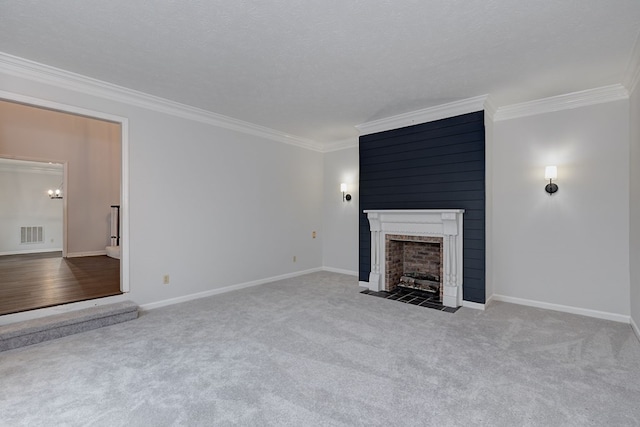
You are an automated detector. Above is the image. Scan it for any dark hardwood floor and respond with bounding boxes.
[0,251,121,316]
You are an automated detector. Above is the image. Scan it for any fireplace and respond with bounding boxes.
[386,234,443,299]
[362,209,464,307]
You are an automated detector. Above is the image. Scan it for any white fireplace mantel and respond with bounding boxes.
[361,209,465,307]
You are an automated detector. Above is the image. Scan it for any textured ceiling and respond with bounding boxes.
[1,1,639,144]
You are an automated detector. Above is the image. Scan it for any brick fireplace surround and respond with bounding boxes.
[386,234,444,299]
[361,210,464,308]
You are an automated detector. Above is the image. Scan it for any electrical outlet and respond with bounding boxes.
[163,274,170,285]
[293,256,297,262]
[312,231,316,239]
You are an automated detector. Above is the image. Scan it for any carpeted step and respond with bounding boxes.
[0,301,138,352]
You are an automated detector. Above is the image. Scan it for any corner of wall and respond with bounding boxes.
[484,109,494,302]
[629,71,640,335]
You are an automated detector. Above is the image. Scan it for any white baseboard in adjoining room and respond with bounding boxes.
[66,250,108,258]
[139,268,323,312]
[0,248,62,256]
[492,294,630,324]
[322,267,359,276]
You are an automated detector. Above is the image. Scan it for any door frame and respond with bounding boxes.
[0,90,130,292]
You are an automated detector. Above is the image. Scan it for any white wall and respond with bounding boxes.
[0,66,323,308]
[128,115,324,306]
[322,147,359,274]
[0,165,63,254]
[491,99,631,317]
[629,83,640,331]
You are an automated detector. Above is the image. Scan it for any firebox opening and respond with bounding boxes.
[385,235,443,301]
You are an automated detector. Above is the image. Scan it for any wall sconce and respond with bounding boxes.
[48,184,63,199]
[341,183,352,202]
[544,166,558,195]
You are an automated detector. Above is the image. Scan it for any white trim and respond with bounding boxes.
[321,137,359,153]
[362,209,464,308]
[0,89,130,294]
[483,95,499,122]
[492,85,629,121]
[631,316,640,343]
[623,30,640,94]
[356,95,488,136]
[461,300,486,311]
[120,119,130,293]
[62,163,68,257]
[139,268,323,311]
[322,266,359,276]
[66,250,108,258]
[492,294,630,324]
[0,89,125,125]
[0,248,62,256]
[0,52,323,152]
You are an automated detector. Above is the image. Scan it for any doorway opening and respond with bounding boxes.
[0,92,129,316]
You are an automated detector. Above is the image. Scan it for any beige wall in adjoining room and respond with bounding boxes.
[0,100,121,256]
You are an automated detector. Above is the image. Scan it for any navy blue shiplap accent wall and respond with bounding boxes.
[359,111,485,303]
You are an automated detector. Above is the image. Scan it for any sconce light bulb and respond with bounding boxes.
[340,183,347,193]
[48,189,54,196]
[55,189,61,195]
[544,166,557,180]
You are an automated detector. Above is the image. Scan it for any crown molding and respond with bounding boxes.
[623,30,640,94]
[492,84,629,122]
[0,52,323,152]
[483,95,499,121]
[321,137,359,153]
[355,95,488,136]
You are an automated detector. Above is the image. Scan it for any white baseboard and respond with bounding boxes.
[66,250,107,258]
[491,294,630,324]
[139,268,323,311]
[631,316,640,342]
[322,266,359,276]
[485,294,495,307]
[462,300,486,311]
[0,248,62,256]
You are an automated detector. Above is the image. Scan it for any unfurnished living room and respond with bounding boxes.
[1,2,640,426]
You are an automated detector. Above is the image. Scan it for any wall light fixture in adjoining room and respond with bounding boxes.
[48,183,63,199]
[341,183,352,202]
[544,166,558,195]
